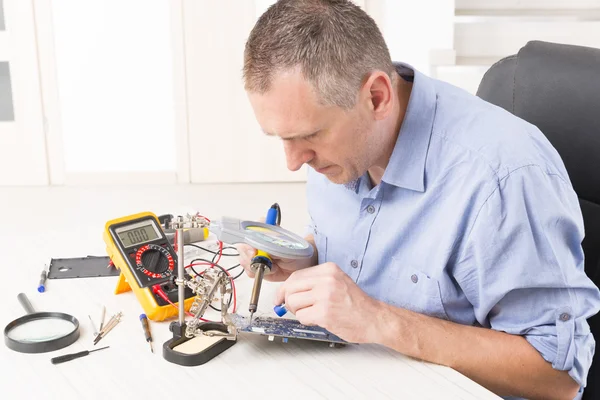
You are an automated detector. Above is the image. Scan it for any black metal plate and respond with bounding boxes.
[48,256,120,279]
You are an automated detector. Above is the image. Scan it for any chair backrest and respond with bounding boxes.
[476,40,600,399]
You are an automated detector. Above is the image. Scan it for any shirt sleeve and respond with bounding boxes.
[454,165,600,390]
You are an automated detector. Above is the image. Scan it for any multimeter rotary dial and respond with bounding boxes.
[135,244,175,279]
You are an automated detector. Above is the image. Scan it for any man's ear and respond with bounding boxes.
[360,71,394,120]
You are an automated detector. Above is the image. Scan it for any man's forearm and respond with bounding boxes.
[371,302,580,400]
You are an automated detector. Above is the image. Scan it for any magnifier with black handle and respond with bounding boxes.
[4,293,80,354]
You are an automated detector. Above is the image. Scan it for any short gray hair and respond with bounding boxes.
[243,0,394,109]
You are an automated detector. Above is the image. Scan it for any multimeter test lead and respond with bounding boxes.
[139,313,153,353]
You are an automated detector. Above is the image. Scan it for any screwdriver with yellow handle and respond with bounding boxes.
[248,204,280,322]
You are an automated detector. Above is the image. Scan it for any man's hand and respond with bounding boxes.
[273,262,580,400]
[274,262,380,343]
[235,234,318,282]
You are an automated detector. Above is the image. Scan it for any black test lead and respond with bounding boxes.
[139,313,153,353]
[51,346,109,364]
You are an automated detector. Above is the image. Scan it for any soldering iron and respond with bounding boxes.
[248,204,280,322]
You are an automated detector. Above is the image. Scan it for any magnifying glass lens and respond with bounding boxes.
[245,226,305,249]
[7,317,77,343]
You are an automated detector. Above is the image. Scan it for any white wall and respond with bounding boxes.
[435,0,600,94]
[3,0,599,186]
[367,0,455,76]
[0,0,48,186]
[50,0,176,174]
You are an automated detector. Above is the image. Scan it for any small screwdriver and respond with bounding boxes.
[37,266,48,293]
[50,346,109,364]
[139,313,153,353]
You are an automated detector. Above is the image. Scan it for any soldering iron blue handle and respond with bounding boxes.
[253,205,278,261]
[266,207,278,226]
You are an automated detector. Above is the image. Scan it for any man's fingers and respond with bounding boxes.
[294,307,317,326]
[285,262,339,280]
[275,276,316,306]
[234,243,257,277]
[285,291,316,315]
[235,243,256,260]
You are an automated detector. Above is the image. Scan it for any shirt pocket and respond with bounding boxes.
[384,261,450,321]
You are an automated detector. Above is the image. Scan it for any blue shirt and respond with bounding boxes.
[305,63,600,399]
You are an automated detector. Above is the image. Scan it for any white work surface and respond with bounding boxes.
[0,184,502,400]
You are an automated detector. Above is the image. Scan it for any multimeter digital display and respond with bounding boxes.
[115,220,159,247]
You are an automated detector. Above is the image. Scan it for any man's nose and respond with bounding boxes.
[283,140,313,172]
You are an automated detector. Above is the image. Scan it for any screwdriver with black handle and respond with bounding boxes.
[50,346,109,364]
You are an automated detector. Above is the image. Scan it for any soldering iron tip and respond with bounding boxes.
[249,312,254,325]
[149,342,153,353]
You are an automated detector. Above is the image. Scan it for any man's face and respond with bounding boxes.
[247,69,377,184]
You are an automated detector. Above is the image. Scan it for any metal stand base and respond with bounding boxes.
[162,321,236,367]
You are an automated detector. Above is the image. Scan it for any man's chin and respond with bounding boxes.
[325,175,345,184]
[313,166,358,185]
[323,171,359,187]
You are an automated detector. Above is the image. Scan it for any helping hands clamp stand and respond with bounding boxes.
[163,215,237,366]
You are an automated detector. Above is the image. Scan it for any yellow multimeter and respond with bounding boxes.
[103,211,200,321]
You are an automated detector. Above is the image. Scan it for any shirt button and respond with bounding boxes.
[560,313,571,321]
[350,260,358,268]
[367,205,376,214]
[411,274,418,283]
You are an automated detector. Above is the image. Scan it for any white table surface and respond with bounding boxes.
[0,185,502,400]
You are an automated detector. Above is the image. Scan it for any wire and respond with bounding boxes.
[187,258,241,277]
[184,236,241,314]
[185,243,239,257]
[163,214,236,320]
[195,213,210,223]
[210,263,237,313]
[186,253,238,313]
[213,240,224,265]
[152,284,211,321]
[231,269,244,280]
[186,263,235,313]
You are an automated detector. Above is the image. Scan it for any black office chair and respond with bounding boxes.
[476,40,600,399]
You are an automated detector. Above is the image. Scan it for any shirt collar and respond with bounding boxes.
[380,62,437,192]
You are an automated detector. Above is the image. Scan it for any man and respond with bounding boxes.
[236,1,600,399]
